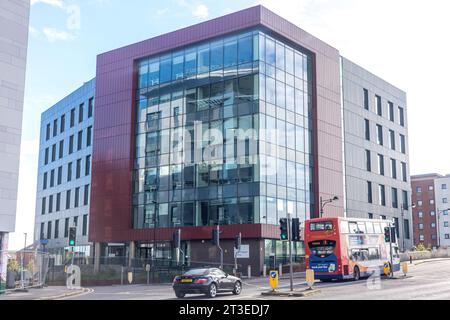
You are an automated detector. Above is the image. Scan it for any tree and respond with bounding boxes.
[7,259,19,272]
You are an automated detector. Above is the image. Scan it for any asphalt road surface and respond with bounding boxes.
[62,258,450,300]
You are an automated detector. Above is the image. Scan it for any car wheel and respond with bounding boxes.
[175,291,185,299]
[232,281,242,295]
[207,283,217,298]
[353,267,360,281]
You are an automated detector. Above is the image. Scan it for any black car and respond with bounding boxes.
[173,268,242,298]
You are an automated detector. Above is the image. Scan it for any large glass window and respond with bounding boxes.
[210,40,224,71]
[160,55,172,84]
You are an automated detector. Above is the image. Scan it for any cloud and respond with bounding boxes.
[156,8,169,17]
[42,27,75,42]
[192,4,209,18]
[31,0,64,8]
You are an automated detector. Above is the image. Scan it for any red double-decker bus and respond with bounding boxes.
[304,217,400,281]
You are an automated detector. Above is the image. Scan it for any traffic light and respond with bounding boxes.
[69,227,76,246]
[390,227,397,243]
[234,233,242,250]
[384,227,391,242]
[279,218,288,241]
[212,228,220,246]
[292,218,300,242]
[173,229,181,249]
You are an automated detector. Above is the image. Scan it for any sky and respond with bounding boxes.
[8,0,450,250]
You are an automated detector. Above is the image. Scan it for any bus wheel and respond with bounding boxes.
[353,267,360,281]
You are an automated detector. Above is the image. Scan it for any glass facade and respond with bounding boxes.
[133,29,314,230]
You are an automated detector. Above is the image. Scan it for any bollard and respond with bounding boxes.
[247,265,251,278]
[402,262,408,277]
[121,266,124,285]
[263,264,267,277]
[410,255,413,264]
[306,269,315,289]
[279,264,283,277]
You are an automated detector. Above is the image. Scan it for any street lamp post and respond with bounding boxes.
[21,233,27,290]
[320,196,339,218]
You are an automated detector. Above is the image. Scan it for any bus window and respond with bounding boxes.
[309,221,333,231]
[373,223,382,234]
[340,221,349,234]
[366,222,375,234]
[349,222,359,234]
[369,248,380,260]
[357,222,366,234]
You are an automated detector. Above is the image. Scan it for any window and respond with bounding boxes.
[70,108,75,127]
[66,190,71,209]
[400,134,406,154]
[444,222,449,228]
[47,221,52,240]
[365,150,371,172]
[85,155,91,176]
[392,188,398,208]
[197,44,210,74]
[375,95,382,116]
[442,184,447,190]
[50,169,54,188]
[381,215,387,220]
[46,123,50,141]
[56,193,61,212]
[365,119,370,141]
[388,102,394,122]
[57,166,62,185]
[67,162,72,182]
[88,98,94,118]
[79,103,84,123]
[74,187,80,208]
[429,185,434,191]
[367,181,373,204]
[430,211,435,216]
[48,195,53,213]
[416,186,422,193]
[368,213,373,219]
[43,172,47,190]
[77,130,83,151]
[60,114,65,133]
[418,211,423,218]
[376,124,383,145]
[87,126,92,147]
[401,162,407,182]
[76,159,81,179]
[363,88,369,110]
[378,154,384,176]
[419,234,424,241]
[379,185,386,206]
[54,220,59,239]
[444,210,449,216]
[444,198,448,204]
[51,144,56,162]
[446,234,450,240]
[417,200,423,206]
[41,197,46,215]
[431,222,436,228]
[44,148,49,165]
[398,107,405,126]
[64,218,69,237]
[53,119,58,137]
[402,190,408,209]
[391,159,397,179]
[59,140,64,159]
[418,224,424,230]
[74,216,78,227]
[389,130,396,150]
[82,214,88,236]
[84,185,89,206]
[69,135,74,154]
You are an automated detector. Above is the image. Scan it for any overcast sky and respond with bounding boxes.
[9,0,450,250]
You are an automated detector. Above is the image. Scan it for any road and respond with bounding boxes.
[2,258,450,300]
[64,258,450,300]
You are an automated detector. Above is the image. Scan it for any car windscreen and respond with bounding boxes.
[183,269,209,276]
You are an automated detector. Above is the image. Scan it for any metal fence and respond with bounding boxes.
[0,250,50,294]
[46,256,241,286]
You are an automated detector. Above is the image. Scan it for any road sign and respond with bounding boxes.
[234,244,249,258]
[306,269,315,289]
[40,239,48,246]
[269,271,279,290]
[145,264,151,272]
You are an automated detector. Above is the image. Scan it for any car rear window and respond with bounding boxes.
[183,269,209,276]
